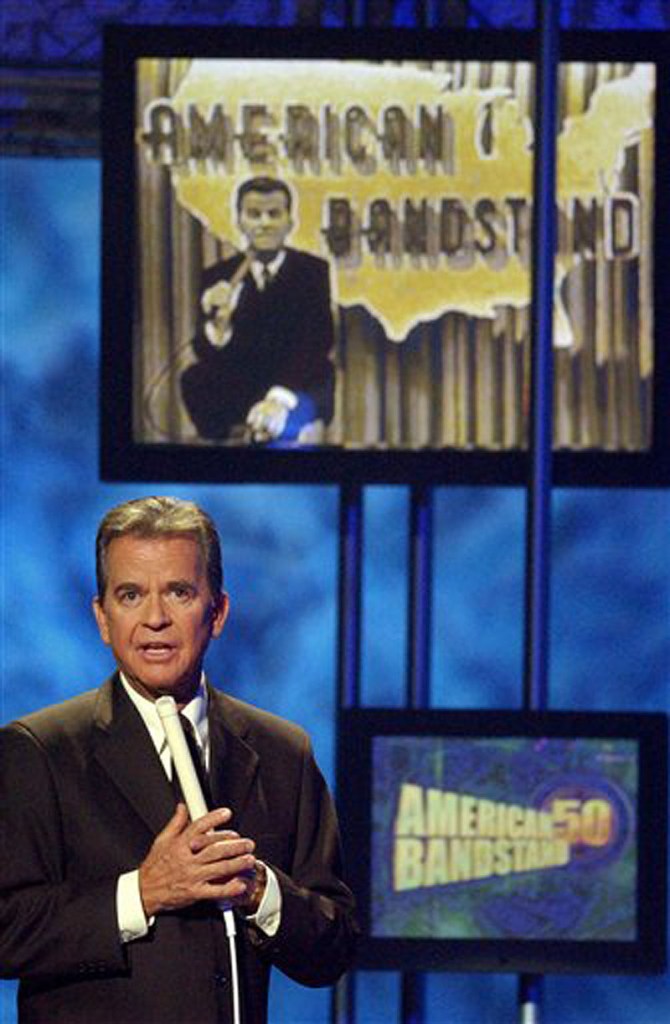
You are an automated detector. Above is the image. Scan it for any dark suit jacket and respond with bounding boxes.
[181,248,335,441]
[0,677,357,1023]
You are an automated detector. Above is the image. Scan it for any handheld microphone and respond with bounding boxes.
[155,695,242,1024]
[155,696,208,820]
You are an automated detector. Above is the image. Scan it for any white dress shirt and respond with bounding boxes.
[115,674,281,942]
[249,250,286,290]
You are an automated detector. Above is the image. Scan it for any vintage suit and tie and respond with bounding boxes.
[180,248,335,442]
[0,675,357,1023]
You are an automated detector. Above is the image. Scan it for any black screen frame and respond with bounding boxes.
[337,708,668,974]
[101,26,670,486]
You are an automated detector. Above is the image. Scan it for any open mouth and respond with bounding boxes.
[140,643,175,659]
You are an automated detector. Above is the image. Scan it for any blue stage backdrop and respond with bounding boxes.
[1,110,668,1024]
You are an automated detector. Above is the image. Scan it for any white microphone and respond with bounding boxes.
[155,694,242,1024]
[155,695,208,820]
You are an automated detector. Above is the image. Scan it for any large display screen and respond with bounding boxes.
[338,709,667,973]
[101,27,670,484]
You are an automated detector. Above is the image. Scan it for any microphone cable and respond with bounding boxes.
[156,695,242,1024]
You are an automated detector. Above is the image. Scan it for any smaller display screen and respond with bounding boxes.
[338,709,667,974]
[372,734,637,942]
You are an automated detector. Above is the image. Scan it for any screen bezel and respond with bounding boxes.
[100,25,670,486]
[337,708,668,974]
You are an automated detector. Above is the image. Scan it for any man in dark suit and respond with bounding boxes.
[0,496,357,1023]
[181,177,335,444]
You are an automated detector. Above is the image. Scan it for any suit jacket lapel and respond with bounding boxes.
[207,686,260,825]
[90,677,261,834]
[91,675,175,835]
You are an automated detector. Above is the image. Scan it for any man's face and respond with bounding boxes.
[238,190,293,255]
[92,535,228,705]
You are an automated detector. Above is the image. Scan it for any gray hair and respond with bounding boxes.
[95,496,223,599]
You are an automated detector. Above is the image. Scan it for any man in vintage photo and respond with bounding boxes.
[0,496,357,1023]
[181,177,336,445]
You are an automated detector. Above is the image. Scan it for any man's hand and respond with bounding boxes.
[201,280,239,318]
[201,280,240,347]
[138,804,258,917]
[246,397,290,442]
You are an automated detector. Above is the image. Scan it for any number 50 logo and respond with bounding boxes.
[535,779,633,868]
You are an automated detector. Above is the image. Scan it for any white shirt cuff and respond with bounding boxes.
[117,865,280,942]
[246,863,281,937]
[116,870,152,943]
